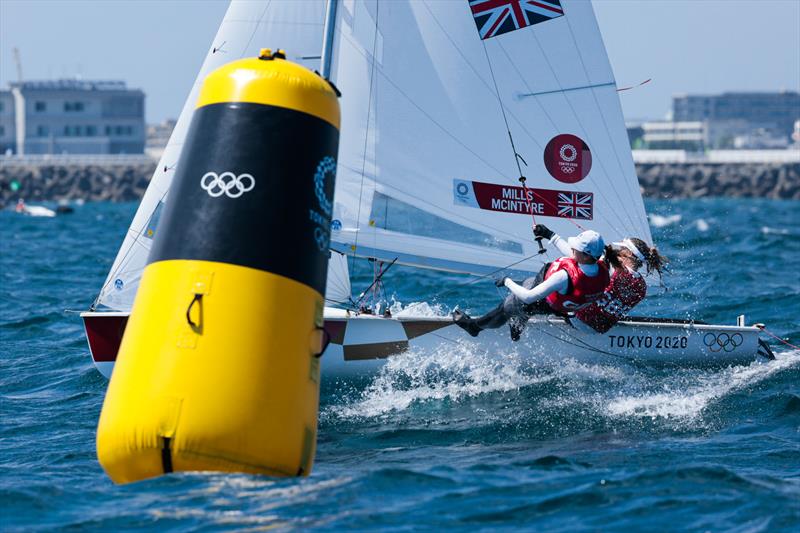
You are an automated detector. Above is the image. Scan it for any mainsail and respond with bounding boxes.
[93,0,650,311]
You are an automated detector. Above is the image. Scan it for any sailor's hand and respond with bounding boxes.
[533,224,554,240]
[495,276,509,288]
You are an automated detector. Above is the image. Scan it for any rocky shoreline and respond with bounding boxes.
[1,161,798,204]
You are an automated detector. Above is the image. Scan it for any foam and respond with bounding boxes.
[329,341,546,419]
[605,350,800,421]
[695,218,710,232]
[649,214,682,228]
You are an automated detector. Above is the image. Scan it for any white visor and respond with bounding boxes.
[612,239,646,262]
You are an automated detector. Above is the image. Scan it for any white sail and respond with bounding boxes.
[95,0,328,310]
[329,0,651,276]
[325,250,353,305]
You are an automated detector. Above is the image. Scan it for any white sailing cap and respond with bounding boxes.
[567,230,605,259]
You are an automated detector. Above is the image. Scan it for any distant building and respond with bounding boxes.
[0,91,15,154]
[640,119,753,151]
[146,118,176,149]
[0,79,145,155]
[672,91,800,143]
[641,121,707,151]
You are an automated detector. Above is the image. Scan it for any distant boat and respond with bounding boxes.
[15,199,55,218]
[82,0,774,379]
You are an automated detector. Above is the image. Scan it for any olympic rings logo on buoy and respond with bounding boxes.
[703,332,744,352]
[314,156,335,216]
[559,143,577,162]
[200,171,255,198]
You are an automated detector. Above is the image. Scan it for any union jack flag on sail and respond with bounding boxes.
[557,192,593,220]
[469,0,564,40]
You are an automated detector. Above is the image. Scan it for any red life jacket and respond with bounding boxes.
[576,269,647,333]
[544,257,610,313]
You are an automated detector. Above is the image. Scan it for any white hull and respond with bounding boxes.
[321,309,767,376]
[82,308,770,380]
[20,205,56,217]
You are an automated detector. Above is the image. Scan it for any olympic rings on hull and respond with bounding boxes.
[201,171,255,198]
[703,332,744,352]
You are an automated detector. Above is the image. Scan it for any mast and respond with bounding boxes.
[320,0,338,79]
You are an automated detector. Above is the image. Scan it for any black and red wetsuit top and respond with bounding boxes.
[576,268,647,333]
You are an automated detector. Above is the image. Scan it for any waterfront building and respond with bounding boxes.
[672,91,800,142]
[0,80,145,155]
[0,91,15,154]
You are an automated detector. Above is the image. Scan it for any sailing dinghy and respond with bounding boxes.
[82,0,773,379]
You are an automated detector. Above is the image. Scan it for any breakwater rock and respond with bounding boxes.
[1,160,798,203]
[636,162,800,200]
[0,161,157,205]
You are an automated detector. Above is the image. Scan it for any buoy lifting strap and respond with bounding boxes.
[186,293,202,328]
[161,437,173,474]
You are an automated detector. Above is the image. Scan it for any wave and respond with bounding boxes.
[603,350,800,423]
[648,213,682,227]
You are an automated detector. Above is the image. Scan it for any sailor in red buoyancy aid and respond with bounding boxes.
[574,237,668,333]
[453,228,610,341]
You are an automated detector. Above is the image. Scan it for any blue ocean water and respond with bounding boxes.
[1,198,798,531]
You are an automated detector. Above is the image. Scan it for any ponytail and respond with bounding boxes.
[603,244,624,271]
[629,238,669,282]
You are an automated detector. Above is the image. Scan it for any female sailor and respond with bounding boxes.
[453,228,609,341]
[573,237,668,333]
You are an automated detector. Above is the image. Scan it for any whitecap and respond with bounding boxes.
[648,213,682,228]
[761,226,791,236]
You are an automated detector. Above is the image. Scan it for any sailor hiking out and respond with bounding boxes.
[574,236,668,333]
[453,227,609,341]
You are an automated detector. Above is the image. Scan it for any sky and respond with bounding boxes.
[1,0,798,123]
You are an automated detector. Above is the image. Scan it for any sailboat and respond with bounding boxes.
[81,0,773,379]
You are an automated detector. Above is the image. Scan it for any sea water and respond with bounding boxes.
[1,198,798,531]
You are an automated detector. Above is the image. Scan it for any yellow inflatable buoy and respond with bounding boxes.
[96,49,340,484]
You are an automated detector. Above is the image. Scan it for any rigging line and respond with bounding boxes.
[561,18,650,235]
[351,0,381,272]
[481,38,524,181]
[240,0,273,58]
[522,29,642,236]
[495,41,629,239]
[757,325,800,351]
[428,250,546,302]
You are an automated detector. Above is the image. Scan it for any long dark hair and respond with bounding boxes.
[604,238,669,282]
